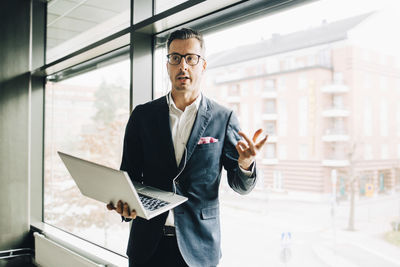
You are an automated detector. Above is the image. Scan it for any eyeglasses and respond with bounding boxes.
[167,53,203,66]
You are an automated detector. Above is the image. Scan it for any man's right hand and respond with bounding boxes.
[107,200,137,219]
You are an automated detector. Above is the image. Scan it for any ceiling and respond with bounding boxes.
[47,0,129,50]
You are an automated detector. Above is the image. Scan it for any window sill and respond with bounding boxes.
[30,222,128,267]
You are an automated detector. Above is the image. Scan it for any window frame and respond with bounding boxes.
[31,0,316,265]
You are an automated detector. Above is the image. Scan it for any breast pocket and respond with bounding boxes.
[196,142,220,151]
[201,206,219,220]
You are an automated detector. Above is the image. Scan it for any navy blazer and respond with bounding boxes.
[120,95,257,266]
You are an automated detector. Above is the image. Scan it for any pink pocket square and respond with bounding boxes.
[198,137,219,145]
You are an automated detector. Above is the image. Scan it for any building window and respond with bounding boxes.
[364,73,371,89]
[263,99,276,114]
[266,57,279,73]
[265,121,276,135]
[264,79,275,92]
[278,100,287,136]
[229,84,240,96]
[278,144,287,160]
[298,75,308,89]
[299,144,308,160]
[299,97,308,136]
[333,72,343,84]
[277,77,286,91]
[380,76,388,90]
[380,99,388,137]
[364,144,373,160]
[398,144,400,159]
[364,98,373,136]
[381,144,389,160]
[265,143,276,159]
[332,95,344,109]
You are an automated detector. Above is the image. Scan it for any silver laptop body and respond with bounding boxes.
[58,151,187,220]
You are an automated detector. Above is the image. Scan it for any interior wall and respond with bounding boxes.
[0,0,31,250]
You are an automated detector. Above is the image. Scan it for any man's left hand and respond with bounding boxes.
[236,129,268,170]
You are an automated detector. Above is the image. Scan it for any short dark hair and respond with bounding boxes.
[166,28,205,54]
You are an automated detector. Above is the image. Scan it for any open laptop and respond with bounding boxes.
[58,151,187,220]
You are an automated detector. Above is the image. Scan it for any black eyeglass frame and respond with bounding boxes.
[166,53,204,66]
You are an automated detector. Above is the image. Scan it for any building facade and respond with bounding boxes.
[205,13,400,198]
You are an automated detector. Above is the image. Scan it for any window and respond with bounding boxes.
[364,72,372,89]
[151,0,400,266]
[264,79,275,92]
[278,144,287,160]
[397,104,400,136]
[380,99,388,137]
[265,121,276,135]
[44,59,130,254]
[278,100,287,136]
[364,98,373,136]
[46,0,130,63]
[229,84,240,96]
[364,144,373,160]
[381,144,389,159]
[263,99,276,114]
[277,77,286,91]
[299,97,308,136]
[155,0,187,14]
[266,57,279,73]
[398,144,400,159]
[298,75,308,89]
[380,76,388,90]
[332,95,344,109]
[333,72,343,84]
[299,144,308,160]
[265,143,276,159]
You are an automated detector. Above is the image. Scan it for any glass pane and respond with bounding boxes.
[154,0,400,266]
[44,58,130,254]
[155,0,187,14]
[46,0,130,63]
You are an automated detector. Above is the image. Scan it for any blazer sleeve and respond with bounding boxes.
[221,111,257,195]
[120,106,144,183]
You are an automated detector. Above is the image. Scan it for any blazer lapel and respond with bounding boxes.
[157,96,178,173]
[179,96,212,168]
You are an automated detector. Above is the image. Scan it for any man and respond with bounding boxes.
[107,28,267,267]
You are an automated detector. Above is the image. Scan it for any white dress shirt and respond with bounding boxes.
[165,93,201,226]
[165,93,253,226]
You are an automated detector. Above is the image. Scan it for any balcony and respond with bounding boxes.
[262,113,278,120]
[226,96,241,103]
[322,106,350,117]
[262,158,279,165]
[321,84,349,93]
[322,128,349,142]
[322,159,350,167]
[262,87,277,98]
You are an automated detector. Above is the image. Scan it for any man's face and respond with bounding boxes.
[167,38,207,94]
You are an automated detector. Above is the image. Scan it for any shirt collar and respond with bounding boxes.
[168,92,202,112]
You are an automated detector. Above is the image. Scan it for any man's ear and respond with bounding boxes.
[202,59,207,72]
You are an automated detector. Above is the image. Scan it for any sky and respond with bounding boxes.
[205,0,400,55]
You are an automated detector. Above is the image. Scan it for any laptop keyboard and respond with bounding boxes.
[138,193,169,211]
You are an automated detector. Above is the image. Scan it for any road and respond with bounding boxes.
[218,191,400,267]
